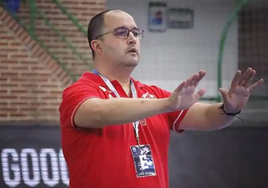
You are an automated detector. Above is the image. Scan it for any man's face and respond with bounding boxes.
[99,11,142,68]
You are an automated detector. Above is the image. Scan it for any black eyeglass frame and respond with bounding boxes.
[94,26,144,40]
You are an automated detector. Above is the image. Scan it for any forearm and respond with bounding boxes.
[206,103,237,130]
[74,98,171,128]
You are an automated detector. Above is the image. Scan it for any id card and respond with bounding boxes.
[130,145,156,177]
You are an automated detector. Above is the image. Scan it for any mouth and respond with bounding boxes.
[127,48,138,54]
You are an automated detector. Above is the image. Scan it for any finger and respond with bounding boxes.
[193,88,206,102]
[218,88,230,103]
[231,70,241,88]
[193,70,206,87]
[190,70,206,86]
[200,70,206,77]
[186,73,199,86]
[175,80,186,94]
[248,79,264,91]
[244,70,256,88]
[238,67,253,86]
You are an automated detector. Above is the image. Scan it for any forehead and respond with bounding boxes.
[104,11,137,30]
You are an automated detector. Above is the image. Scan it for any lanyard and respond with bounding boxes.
[92,69,141,145]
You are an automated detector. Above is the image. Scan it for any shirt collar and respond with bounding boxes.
[81,72,144,88]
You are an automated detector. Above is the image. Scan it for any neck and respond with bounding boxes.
[94,65,133,88]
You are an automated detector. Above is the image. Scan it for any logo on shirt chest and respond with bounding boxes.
[99,86,114,98]
[139,119,147,126]
[142,92,156,99]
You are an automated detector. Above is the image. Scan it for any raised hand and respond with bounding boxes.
[218,67,264,113]
[168,70,207,111]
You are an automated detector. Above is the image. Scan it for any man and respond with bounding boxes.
[59,9,263,188]
[152,10,163,25]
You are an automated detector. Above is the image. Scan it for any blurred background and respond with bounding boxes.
[0,0,267,187]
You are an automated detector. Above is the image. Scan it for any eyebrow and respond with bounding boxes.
[116,26,139,30]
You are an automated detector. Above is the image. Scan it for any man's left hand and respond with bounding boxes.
[218,67,264,113]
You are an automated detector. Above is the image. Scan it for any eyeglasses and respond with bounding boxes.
[95,26,144,40]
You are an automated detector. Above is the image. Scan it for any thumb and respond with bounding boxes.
[218,88,230,102]
[193,88,206,101]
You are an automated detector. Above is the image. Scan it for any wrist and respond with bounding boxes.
[162,98,175,113]
[218,103,241,116]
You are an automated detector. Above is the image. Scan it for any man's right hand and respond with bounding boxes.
[167,70,207,111]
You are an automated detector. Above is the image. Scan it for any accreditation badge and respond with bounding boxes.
[130,145,156,177]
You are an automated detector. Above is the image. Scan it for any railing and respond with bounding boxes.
[52,0,87,36]
[2,0,264,102]
[216,0,251,102]
[52,0,267,101]
[0,0,91,81]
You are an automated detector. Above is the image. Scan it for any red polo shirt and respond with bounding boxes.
[59,72,188,188]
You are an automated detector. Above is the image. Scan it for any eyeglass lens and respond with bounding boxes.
[115,27,143,39]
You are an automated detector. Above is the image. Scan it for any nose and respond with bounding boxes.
[127,32,137,45]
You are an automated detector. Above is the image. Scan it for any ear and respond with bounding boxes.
[90,40,102,56]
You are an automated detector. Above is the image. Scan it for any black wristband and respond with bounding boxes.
[218,104,241,116]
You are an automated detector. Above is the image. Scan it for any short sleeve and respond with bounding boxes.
[59,81,101,128]
[149,85,188,133]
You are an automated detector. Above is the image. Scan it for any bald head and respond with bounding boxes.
[103,10,136,32]
[104,10,134,23]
